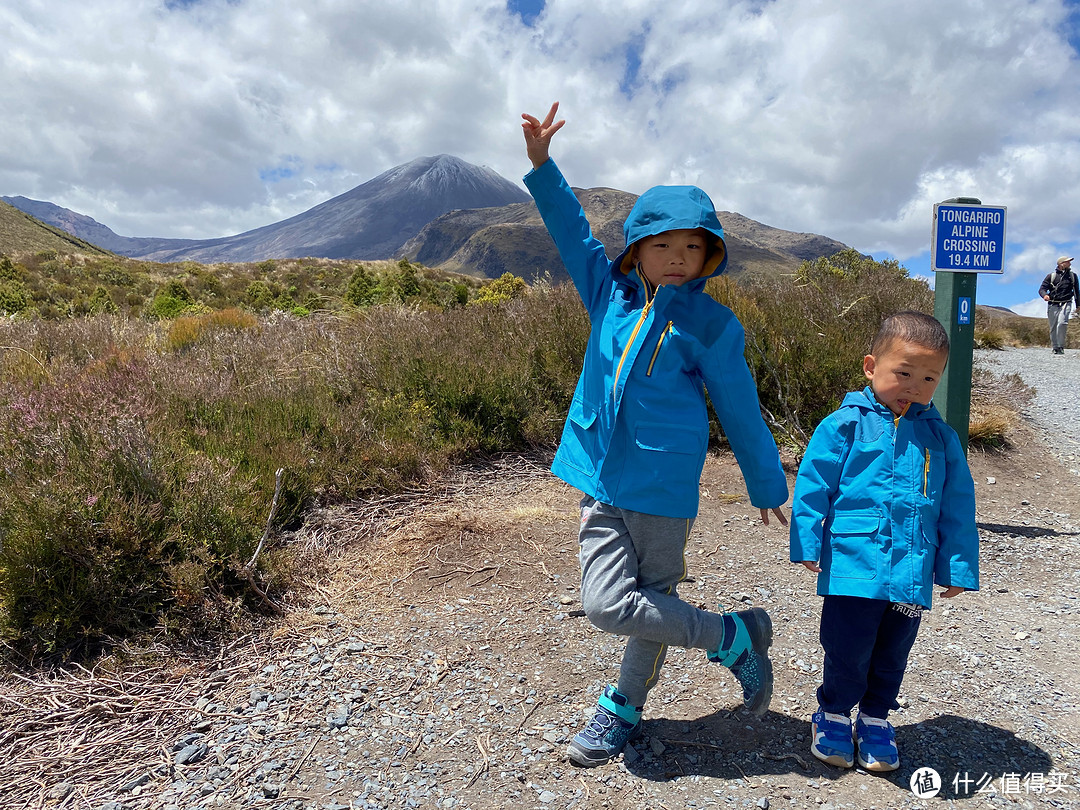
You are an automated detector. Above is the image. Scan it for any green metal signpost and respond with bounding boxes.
[930,197,1007,454]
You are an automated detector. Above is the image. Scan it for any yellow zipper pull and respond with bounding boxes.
[647,321,673,376]
[612,275,655,400]
[923,448,930,496]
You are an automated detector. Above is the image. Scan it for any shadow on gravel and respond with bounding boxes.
[888,714,1055,801]
[977,521,1080,539]
[623,710,1053,800]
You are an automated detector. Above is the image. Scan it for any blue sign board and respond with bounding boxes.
[931,203,1007,274]
[958,296,972,325]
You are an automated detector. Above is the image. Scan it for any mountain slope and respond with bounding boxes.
[8,155,530,263]
[400,187,850,281]
[0,199,111,257]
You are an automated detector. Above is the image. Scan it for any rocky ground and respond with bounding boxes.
[4,353,1080,810]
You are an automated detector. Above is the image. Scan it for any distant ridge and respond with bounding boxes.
[5,156,849,278]
[400,186,851,281]
[5,155,530,263]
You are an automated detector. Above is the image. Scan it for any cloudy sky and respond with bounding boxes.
[3,0,1079,312]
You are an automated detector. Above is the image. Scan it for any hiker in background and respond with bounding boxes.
[1039,256,1080,355]
[790,311,979,773]
[520,102,789,768]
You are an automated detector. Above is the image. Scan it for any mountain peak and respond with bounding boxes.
[5,155,531,263]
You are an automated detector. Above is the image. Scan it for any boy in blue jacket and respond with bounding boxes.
[790,311,979,772]
[522,103,789,768]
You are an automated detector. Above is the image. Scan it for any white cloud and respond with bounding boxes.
[1,0,1078,304]
[1011,298,1051,318]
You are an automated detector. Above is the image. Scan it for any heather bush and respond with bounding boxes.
[0,324,278,657]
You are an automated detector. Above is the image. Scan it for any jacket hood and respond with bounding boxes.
[612,185,729,281]
[845,386,935,419]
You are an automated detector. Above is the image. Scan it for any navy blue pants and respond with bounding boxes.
[817,595,922,719]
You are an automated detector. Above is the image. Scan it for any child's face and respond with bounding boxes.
[863,340,949,417]
[632,229,710,287]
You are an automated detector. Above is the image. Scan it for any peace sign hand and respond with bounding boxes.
[522,101,565,169]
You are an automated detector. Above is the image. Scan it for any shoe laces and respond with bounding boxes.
[580,707,621,743]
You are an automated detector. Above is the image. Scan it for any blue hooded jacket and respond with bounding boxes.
[789,387,980,608]
[523,159,788,519]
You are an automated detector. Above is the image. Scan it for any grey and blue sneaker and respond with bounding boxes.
[811,709,855,768]
[707,607,774,715]
[855,713,900,772]
[566,685,643,767]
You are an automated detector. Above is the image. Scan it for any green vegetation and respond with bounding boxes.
[0,201,111,258]
[0,251,485,320]
[0,246,1039,662]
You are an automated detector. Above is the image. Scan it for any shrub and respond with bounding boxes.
[165,307,258,352]
[0,341,279,657]
[344,264,377,307]
[470,272,529,307]
[0,280,30,314]
[973,327,1007,350]
[0,255,20,281]
[148,280,196,320]
[88,286,119,315]
[245,280,278,311]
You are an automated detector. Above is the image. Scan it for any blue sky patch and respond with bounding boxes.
[259,157,303,184]
[508,0,545,26]
[620,40,644,98]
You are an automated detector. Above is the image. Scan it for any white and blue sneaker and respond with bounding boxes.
[811,709,855,768]
[566,685,643,767]
[707,607,774,715]
[855,713,900,772]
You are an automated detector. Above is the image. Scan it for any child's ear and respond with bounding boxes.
[863,354,876,381]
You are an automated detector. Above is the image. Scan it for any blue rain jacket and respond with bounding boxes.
[789,387,979,608]
[523,159,787,519]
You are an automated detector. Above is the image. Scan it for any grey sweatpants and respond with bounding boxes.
[1048,302,1072,350]
[577,496,727,707]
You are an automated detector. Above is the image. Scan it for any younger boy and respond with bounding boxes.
[521,103,789,768]
[790,311,979,772]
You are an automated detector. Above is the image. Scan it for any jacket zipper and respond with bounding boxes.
[923,448,930,497]
[646,322,673,376]
[612,275,654,399]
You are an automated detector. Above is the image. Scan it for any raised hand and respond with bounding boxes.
[521,101,566,169]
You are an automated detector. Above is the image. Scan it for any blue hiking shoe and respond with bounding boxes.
[566,685,643,767]
[855,713,900,772]
[707,607,774,715]
[811,709,855,768]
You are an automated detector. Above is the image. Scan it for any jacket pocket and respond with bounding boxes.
[558,396,599,475]
[825,509,881,581]
[634,421,706,455]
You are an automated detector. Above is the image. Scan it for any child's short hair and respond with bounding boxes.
[870,311,950,357]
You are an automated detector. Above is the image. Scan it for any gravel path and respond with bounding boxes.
[976,347,1080,472]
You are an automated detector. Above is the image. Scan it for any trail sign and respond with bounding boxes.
[958,296,972,325]
[931,201,1006,273]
